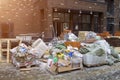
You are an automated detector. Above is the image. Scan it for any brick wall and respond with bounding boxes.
[0,0,41,37]
[0,0,107,38]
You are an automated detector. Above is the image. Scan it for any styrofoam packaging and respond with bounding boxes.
[31,38,48,55]
[32,38,42,48]
[25,36,32,41]
[71,57,82,64]
[16,35,32,42]
[16,36,23,40]
[32,38,48,49]
[83,54,107,66]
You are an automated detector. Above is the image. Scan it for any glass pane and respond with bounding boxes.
[65,13,70,22]
[63,23,69,30]
[73,14,78,23]
[78,16,81,23]
[53,12,58,18]
[82,23,91,31]
[93,15,99,32]
[58,13,64,21]
[73,23,78,30]
[53,13,59,21]
[82,15,90,23]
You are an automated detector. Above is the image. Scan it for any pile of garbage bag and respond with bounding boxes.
[10,31,120,71]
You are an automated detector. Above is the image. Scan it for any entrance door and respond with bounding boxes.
[53,12,70,37]
[53,21,70,37]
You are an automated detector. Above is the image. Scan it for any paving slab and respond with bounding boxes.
[0,62,120,80]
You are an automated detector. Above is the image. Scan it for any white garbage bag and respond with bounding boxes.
[94,40,111,54]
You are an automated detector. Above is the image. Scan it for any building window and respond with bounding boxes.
[107,18,114,34]
[52,8,102,36]
[82,14,91,31]
[82,15,90,23]
[106,0,114,16]
[72,14,81,31]
[53,13,64,21]
[65,13,70,22]
[93,14,99,32]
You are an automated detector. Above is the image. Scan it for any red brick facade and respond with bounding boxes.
[0,0,41,37]
[0,0,107,38]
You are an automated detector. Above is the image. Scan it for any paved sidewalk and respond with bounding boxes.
[0,62,120,80]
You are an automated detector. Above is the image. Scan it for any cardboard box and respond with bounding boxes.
[64,41,81,49]
[58,65,72,72]
[78,31,89,41]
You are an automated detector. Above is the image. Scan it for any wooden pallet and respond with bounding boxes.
[47,66,83,75]
[47,63,83,75]
[17,64,39,71]
[0,38,21,63]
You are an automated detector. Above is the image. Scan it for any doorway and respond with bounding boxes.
[53,21,62,37]
[53,12,70,37]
